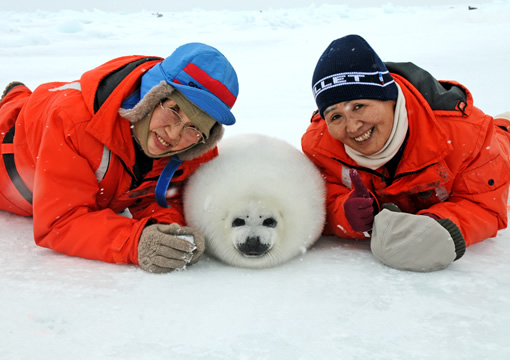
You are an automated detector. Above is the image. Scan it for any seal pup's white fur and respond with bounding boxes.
[183,134,326,268]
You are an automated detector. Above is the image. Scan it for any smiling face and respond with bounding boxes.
[323,99,396,155]
[146,98,203,155]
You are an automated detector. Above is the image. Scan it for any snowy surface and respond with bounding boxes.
[1,1,510,359]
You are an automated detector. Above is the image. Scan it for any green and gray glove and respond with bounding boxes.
[370,207,466,272]
[138,223,205,273]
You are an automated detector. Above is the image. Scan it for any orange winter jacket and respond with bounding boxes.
[302,62,510,247]
[0,55,217,264]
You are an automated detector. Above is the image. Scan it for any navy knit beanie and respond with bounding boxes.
[312,34,398,118]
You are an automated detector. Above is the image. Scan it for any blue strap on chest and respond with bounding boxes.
[155,156,183,208]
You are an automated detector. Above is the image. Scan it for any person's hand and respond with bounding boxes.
[138,223,205,273]
[344,169,374,232]
[371,209,466,272]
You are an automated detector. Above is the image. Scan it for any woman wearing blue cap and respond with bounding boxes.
[0,43,239,273]
[302,34,510,272]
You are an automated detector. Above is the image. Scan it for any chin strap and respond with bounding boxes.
[155,156,183,208]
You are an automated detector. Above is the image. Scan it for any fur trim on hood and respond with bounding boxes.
[119,81,223,161]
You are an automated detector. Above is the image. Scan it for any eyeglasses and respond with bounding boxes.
[159,101,205,144]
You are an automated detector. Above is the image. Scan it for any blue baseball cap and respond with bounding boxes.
[141,42,239,125]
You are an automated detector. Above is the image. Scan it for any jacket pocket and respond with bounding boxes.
[460,155,510,194]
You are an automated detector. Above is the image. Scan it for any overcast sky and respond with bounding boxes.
[1,0,495,12]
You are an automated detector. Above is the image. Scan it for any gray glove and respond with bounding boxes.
[371,208,465,272]
[138,223,205,273]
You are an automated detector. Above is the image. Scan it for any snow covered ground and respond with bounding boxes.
[1,1,510,359]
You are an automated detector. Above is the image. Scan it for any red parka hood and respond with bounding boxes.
[80,56,163,167]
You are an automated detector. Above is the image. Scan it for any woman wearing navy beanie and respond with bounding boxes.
[302,34,510,272]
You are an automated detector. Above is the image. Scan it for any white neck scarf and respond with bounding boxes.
[345,83,408,170]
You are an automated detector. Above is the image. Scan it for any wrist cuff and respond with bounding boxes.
[436,218,466,261]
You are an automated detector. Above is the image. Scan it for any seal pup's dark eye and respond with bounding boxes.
[232,218,246,227]
[262,218,277,228]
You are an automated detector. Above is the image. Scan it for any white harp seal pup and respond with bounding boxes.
[183,134,326,268]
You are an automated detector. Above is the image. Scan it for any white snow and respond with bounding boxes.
[1,1,510,359]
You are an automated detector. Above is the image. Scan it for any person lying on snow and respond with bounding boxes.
[0,42,239,273]
[302,34,510,272]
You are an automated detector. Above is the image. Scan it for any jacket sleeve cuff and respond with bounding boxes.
[436,218,466,261]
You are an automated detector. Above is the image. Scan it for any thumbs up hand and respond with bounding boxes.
[344,169,374,233]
